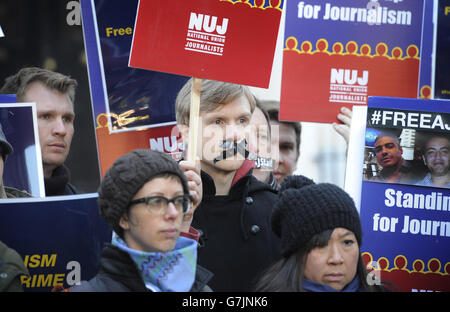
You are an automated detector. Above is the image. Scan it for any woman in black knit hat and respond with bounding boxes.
[70,149,212,292]
[255,175,387,292]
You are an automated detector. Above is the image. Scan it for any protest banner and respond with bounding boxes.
[280,0,424,124]
[80,0,188,174]
[359,96,450,292]
[0,103,45,197]
[0,194,112,292]
[129,0,283,161]
[129,0,283,88]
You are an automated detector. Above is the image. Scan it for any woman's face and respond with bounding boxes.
[120,176,184,253]
[304,228,359,291]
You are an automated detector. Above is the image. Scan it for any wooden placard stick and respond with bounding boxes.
[187,77,202,162]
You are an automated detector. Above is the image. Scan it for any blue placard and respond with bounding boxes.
[80,0,189,132]
[0,194,112,292]
[360,96,450,292]
[286,0,424,52]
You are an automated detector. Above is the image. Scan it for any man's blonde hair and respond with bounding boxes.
[175,78,256,125]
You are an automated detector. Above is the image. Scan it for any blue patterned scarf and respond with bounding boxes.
[112,234,197,292]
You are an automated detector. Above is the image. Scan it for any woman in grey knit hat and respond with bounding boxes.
[255,175,388,292]
[70,149,212,292]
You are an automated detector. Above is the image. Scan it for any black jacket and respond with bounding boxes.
[45,165,78,196]
[192,170,282,291]
[70,244,213,292]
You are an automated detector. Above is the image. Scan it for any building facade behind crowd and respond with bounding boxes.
[0,67,78,196]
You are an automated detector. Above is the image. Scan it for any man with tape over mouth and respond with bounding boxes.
[176,79,281,291]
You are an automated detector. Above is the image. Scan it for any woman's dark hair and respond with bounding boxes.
[254,229,387,292]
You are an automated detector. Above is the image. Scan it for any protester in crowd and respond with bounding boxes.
[0,240,29,292]
[1,67,78,195]
[259,100,301,185]
[371,130,423,184]
[0,123,30,292]
[259,102,353,186]
[70,149,212,292]
[416,133,450,188]
[255,175,387,292]
[176,79,281,291]
[249,101,278,191]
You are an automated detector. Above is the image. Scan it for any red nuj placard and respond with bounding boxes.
[129,0,282,88]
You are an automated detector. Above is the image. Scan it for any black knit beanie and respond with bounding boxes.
[271,175,362,257]
[98,149,189,238]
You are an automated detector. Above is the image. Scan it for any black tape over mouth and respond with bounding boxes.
[213,139,249,164]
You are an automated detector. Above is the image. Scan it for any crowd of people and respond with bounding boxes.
[0,67,444,292]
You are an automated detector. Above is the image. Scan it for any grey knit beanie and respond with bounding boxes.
[98,149,189,238]
[271,175,362,257]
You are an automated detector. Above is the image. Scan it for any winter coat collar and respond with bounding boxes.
[44,164,77,196]
[199,161,277,242]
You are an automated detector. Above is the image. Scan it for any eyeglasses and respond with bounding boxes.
[128,195,191,215]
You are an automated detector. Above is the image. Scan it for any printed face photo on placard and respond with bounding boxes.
[363,119,450,190]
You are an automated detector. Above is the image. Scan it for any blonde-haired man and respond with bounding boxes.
[176,78,281,291]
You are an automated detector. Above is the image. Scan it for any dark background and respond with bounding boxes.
[0,0,100,193]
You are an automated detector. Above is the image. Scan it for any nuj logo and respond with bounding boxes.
[150,136,184,153]
[188,12,229,35]
[329,68,369,105]
[330,68,369,86]
[185,12,229,56]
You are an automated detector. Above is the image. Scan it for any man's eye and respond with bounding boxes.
[40,114,50,120]
[214,120,222,125]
